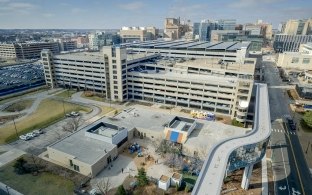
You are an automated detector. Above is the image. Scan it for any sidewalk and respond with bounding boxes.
[261,157,268,195]
[0,182,23,195]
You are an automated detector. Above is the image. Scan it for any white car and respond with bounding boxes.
[33,129,43,134]
[70,111,80,117]
[19,135,31,141]
[26,132,36,138]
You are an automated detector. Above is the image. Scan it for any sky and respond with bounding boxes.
[0,0,311,29]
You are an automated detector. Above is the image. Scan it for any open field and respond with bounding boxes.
[0,155,75,195]
[0,99,92,143]
[3,99,34,112]
[54,89,77,99]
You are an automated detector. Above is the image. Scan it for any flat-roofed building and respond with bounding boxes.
[120,26,158,43]
[42,43,255,122]
[0,42,60,59]
[124,40,251,62]
[277,42,312,70]
[47,121,131,177]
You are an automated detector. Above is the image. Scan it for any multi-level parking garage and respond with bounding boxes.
[42,44,256,122]
[192,83,271,195]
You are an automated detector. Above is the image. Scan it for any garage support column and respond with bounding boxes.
[241,164,254,190]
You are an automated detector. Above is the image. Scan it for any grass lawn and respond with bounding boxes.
[3,99,34,112]
[54,90,77,99]
[99,106,115,117]
[0,99,92,143]
[0,88,48,104]
[0,157,74,195]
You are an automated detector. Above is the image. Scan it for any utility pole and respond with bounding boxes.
[62,99,66,116]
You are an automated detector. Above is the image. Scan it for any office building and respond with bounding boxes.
[273,34,312,52]
[119,26,158,43]
[74,36,89,48]
[88,32,121,50]
[164,17,190,40]
[58,41,77,52]
[277,42,312,70]
[0,42,60,59]
[41,42,256,122]
[274,19,312,52]
[282,19,312,35]
[210,30,241,42]
[217,19,236,30]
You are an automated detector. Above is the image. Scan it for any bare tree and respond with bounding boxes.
[96,178,111,195]
[62,116,83,133]
[197,144,209,161]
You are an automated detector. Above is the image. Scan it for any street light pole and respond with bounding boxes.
[12,117,18,138]
[62,99,66,116]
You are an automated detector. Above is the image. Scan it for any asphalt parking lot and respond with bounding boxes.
[0,64,44,89]
[9,117,73,155]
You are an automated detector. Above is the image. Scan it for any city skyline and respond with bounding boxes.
[0,0,311,29]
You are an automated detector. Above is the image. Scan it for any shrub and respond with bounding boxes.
[231,119,244,127]
[115,185,126,195]
[303,111,312,128]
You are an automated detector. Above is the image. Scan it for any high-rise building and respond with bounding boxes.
[164,17,191,40]
[217,19,236,30]
[283,19,312,35]
[88,33,99,50]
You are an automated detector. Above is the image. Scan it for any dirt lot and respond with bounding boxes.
[221,162,264,195]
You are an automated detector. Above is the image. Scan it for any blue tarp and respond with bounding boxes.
[170,131,179,142]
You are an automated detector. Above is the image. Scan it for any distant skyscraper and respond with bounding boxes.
[199,22,212,41]
[282,18,312,35]
[193,23,200,39]
[217,19,236,30]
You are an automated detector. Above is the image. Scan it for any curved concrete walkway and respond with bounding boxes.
[192,84,271,195]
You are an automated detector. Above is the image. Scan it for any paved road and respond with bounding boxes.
[263,58,312,195]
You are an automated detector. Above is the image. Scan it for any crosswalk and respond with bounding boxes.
[271,128,296,135]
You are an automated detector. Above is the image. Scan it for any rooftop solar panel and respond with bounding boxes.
[171,41,206,49]
[188,42,221,49]
[206,42,237,50]
[154,41,193,48]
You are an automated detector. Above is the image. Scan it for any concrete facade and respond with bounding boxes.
[41,42,255,122]
[277,42,312,70]
[0,42,60,59]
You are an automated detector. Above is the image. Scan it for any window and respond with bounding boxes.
[114,95,119,99]
[113,76,117,79]
[114,91,118,94]
[291,57,299,63]
[121,59,126,64]
[303,58,310,64]
[114,86,118,89]
[69,160,73,166]
[73,164,80,172]
[114,81,118,84]
[112,65,117,69]
[113,70,117,74]
[112,60,116,63]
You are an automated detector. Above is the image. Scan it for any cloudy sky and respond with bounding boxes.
[0,0,311,29]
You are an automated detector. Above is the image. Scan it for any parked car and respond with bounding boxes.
[70,111,80,117]
[287,118,296,131]
[26,132,36,138]
[34,129,43,134]
[19,135,31,141]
